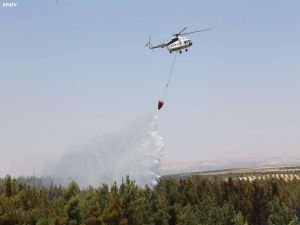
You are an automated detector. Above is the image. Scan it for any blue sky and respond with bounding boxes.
[1,1,300,174]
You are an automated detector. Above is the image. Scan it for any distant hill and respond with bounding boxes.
[160,155,300,175]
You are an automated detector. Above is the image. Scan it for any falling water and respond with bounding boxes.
[47,112,164,188]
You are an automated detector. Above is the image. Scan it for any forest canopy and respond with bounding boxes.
[0,175,299,225]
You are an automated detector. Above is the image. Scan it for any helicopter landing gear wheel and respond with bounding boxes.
[169,50,172,54]
[185,48,188,52]
[179,50,182,54]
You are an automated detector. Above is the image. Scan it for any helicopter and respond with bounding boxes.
[146,27,211,54]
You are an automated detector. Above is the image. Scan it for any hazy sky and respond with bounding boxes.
[1,1,300,175]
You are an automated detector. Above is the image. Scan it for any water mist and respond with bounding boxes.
[47,113,164,188]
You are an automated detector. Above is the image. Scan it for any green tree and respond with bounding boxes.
[4,175,16,197]
[80,188,102,225]
[268,196,299,225]
[63,181,80,201]
[64,196,81,225]
[102,194,124,225]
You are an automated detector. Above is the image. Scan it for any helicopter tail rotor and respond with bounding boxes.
[145,36,153,48]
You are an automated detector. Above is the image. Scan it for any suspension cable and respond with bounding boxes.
[162,52,178,99]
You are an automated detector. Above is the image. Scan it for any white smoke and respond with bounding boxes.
[46,113,164,188]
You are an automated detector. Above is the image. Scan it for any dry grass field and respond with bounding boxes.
[169,166,300,182]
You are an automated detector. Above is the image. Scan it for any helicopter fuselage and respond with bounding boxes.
[166,36,192,53]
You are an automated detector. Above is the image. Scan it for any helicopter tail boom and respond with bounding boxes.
[146,36,167,49]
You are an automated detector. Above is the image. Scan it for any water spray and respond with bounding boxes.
[47,113,164,188]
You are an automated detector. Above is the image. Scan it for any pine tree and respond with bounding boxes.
[268,196,299,225]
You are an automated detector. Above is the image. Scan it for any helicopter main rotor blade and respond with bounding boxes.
[178,26,188,35]
[172,26,188,36]
[180,28,212,36]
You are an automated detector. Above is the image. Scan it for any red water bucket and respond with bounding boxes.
[158,100,164,110]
